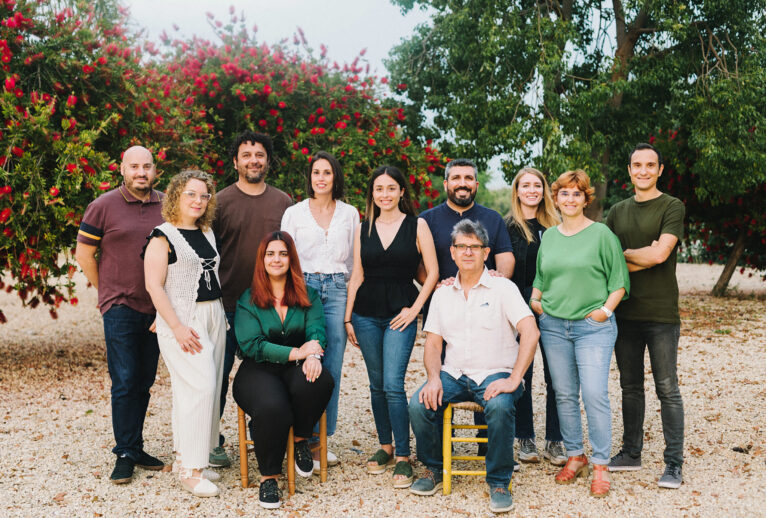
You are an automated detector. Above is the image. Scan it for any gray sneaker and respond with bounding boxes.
[658,463,682,489]
[489,487,513,513]
[209,446,231,468]
[543,440,567,466]
[517,438,540,463]
[409,469,443,496]
[608,450,641,472]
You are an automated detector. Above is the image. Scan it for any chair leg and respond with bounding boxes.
[443,404,453,495]
[287,427,296,496]
[237,406,249,489]
[319,411,328,483]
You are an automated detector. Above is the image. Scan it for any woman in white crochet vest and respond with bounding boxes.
[144,170,227,497]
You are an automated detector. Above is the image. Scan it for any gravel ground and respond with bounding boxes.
[1,264,764,517]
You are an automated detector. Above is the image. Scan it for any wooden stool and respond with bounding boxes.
[442,401,490,495]
[237,405,328,495]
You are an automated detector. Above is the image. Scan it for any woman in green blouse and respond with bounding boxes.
[232,231,334,510]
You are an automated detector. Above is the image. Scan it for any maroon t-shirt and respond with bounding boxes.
[77,185,164,315]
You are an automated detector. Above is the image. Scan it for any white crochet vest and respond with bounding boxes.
[154,222,220,337]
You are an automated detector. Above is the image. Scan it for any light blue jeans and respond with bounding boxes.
[352,312,417,457]
[304,273,348,439]
[538,313,617,465]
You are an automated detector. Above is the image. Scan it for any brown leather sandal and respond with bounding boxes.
[555,454,589,484]
[590,464,611,497]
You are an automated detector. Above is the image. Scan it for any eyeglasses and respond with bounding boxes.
[181,190,212,201]
[452,244,484,253]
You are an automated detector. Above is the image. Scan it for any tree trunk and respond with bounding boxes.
[711,226,747,296]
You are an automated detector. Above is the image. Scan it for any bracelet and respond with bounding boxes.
[529,297,540,304]
[309,353,322,360]
[600,305,613,318]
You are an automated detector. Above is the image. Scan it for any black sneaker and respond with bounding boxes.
[259,478,282,509]
[294,440,314,478]
[134,451,164,471]
[608,450,642,471]
[658,463,683,489]
[110,455,134,484]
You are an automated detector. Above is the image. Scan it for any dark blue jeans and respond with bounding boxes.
[102,304,159,459]
[614,319,684,466]
[352,313,417,457]
[515,340,562,441]
[218,311,238,445]
[409,371,522,488]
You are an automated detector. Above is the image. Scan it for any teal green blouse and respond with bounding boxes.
[235,286,327,364]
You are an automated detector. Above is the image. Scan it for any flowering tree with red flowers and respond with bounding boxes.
[155,8,443,211]
[0,0,206,323]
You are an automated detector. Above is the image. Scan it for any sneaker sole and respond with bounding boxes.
[518,455,540,463]
[542,453,567,466]
[135,463,164,471]
[490,503,514,513]
[110,477,132,485]
[410,482,442,496]
[658,480,682,489]
[208,460,231,468]
[607,465,641,472]
[259,500,282,509]
[295,463,314,478]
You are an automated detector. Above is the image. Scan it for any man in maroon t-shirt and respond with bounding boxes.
[75,146,165,484]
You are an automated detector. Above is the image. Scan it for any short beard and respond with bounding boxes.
[448,188,475,207]
[244,170,265,184]
[125,178,153,194]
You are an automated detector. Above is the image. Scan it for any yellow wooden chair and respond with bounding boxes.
[237,405,328,495]
[442,401,492,495]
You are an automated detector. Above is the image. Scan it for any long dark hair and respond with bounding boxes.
[363,165,416,233]
[250,231,310,309]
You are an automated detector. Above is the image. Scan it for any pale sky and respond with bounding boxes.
[124,0,432,76]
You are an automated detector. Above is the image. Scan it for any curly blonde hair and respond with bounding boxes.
[551,169,596,206]
[161,170,217,230]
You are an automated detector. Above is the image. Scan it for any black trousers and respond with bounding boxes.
[233,358,334,476]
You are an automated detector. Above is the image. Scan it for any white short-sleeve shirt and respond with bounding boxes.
[424,268,533,385]
[281,199,359,275]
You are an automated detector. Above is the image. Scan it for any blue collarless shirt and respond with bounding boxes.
[419,202,513,280]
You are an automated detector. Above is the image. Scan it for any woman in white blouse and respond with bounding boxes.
[281,151,359,469]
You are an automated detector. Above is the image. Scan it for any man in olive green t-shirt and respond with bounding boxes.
[605,143,685,489]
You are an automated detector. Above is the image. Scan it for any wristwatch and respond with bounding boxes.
[600,306,613,318]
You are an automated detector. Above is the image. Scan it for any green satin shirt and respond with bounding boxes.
[235,286,326,364]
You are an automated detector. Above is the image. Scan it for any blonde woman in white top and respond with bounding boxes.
[144,170,227,497]
[281,151,359,468]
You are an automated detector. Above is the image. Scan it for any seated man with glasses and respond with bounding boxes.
[408,219,539,514]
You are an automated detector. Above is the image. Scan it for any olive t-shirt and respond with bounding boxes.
[213,183,292,312]
[605,193,685,323]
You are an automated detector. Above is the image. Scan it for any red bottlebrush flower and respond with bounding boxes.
[66,94,77,107]
[409,174,416,184]
[269,108,279,116]
[154,115,164,125]
[278,101,286,109]
[82,64,94,74]
[425,179,432,187]
[381,77,388,84]
[11,146,23,157]
[335,121,347,129]
[108,163,118,171]
[98,181,111,190]
[318,115,326,124]
[263,84,272,94]
[158,150,167,160]
[367,138,376,146]
[396,83,407,90]
[83,165,95,175]
[0,207,10,222]
[292,142,299,150]
[427,165,435,173]
[431,190,440,199]
[49,186,60,197]
[0,185,9,194]
[308,114,316,124]
[2,227,12,237]
[301,147,309,155]
[354,112,361,119]
[344,85,354,92]
[65,163,77,173]
[258,119,267,127]
[98,56,107,65]
[118,128,127,136]
[316,107,324,115]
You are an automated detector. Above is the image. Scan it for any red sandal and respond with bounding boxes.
[555,454,589,484]
[590,464,611,497]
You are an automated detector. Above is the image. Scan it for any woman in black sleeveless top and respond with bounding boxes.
[345,165,438,488]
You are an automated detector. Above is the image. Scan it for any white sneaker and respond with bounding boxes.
[172,459,221,481]
[313,449,339,472]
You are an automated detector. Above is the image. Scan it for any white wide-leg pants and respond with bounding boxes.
[157,299,227,470]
